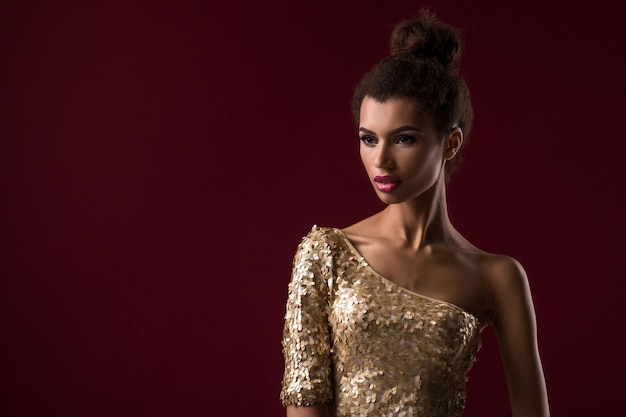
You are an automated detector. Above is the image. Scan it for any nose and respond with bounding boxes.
[374,142,395,169]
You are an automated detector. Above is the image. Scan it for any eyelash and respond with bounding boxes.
[360,135,377,146]
[396,135,415,145]
[359,135,416,146]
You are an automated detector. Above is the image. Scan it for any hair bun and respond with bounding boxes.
[390,12,461,68]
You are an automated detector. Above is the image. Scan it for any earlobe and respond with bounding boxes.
[443,127,464,160]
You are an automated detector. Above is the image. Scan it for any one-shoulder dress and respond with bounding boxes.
[280,226,482,417]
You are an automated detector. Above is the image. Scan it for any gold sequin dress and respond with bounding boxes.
[281,226,482,417]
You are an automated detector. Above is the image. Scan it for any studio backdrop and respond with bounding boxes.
[2,0,624,416]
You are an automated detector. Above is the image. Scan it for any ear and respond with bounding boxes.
[443,127,463,160]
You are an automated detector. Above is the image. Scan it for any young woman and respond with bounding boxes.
[280,11,549,417]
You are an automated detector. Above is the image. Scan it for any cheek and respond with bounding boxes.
[359,147,371,168]
[401,150,440,176]
[419,145,444,164]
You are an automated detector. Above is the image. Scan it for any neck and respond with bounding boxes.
[378,175,456,250]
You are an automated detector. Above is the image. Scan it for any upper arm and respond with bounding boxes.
[489,257,549,417]
[280,229,333,409]
[286,404,327,417]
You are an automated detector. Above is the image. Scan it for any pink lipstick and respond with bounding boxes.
[374,175,401,192]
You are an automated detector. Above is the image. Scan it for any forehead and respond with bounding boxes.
[359,96,436,132]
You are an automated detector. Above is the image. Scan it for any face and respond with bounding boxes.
[358,96,460,205]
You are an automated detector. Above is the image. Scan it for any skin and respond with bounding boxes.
[287,96,549,417]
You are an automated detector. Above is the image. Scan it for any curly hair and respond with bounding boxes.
[352,10,474,176]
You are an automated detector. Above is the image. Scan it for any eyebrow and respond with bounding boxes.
[358,125,424,135]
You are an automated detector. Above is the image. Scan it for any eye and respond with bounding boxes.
[360,135,378,146]
[395,135,415,145]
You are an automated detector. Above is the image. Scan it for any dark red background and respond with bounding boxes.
[2,1,624,415]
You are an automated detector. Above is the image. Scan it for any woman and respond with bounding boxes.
[280,11,549,417]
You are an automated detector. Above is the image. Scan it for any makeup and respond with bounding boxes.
[374,175,401,192]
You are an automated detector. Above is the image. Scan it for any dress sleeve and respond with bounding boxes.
[280,227,333,407]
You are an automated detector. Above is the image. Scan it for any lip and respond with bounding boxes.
[374,175,401,192]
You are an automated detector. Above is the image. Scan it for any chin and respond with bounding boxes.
[375,192,408,205]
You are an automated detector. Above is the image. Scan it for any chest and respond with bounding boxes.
[351,244,490,321]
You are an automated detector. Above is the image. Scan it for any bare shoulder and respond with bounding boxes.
[480,253,527,286]
[341,213,383,238]
[475,252,536,327]
[479,254,530,297]
[340,214,388,248]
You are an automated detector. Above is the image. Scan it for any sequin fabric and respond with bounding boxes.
[281,226,482,417]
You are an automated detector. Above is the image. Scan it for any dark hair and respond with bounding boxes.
[352,10,473,176]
